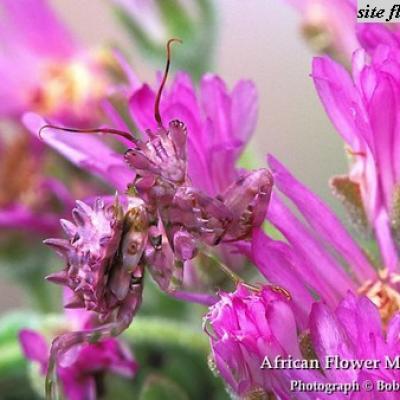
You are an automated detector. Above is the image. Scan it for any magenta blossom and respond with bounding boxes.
[24,70,258,212]
[0,0,111,125]
[204,284,325,399]
[128,71,258,196]
[312,46,400,270]
[205,283,400,399]
[0,0,118,238]
[23,113,133,192]
[245,155,400,336]
[309,292,400,400]
[19,304,137,400]
[0,131,74,237]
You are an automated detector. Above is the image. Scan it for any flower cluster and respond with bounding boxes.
[201,6,400,399]
[205,284,400,399]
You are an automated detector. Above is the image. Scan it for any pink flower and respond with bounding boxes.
[23,113,133,192]
[19,305,137,400]
[247,155,400,344]
[0,0,110,125]
[309,292,400,399]
[129,72,258,196]
[204,284,322,398]
[24,69,259,208]
[357,21,400,54]
[249,156,375,319]
[312,47,400,270]
[0,0,118,237]
[0,132,73,236]
[205,284,400,399]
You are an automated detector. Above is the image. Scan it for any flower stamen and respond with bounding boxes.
[359,269,400,328]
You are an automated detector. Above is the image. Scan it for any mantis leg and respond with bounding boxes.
[46,284,143,400]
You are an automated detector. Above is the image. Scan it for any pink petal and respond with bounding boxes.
[23,113,132,191]
[0,0,78,58]
[312,56,360,147]
[231,79,258,145]
[268,154,375,281]
[268,193,356,305]
[19,329,49,373]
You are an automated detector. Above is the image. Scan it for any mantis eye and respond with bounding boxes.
[127,241,138,255]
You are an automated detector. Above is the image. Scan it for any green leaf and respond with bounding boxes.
[112,0,216,80]
[139,374,188,400]
[156,0,194,39]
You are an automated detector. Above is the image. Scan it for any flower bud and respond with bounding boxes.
[204,284,300,397]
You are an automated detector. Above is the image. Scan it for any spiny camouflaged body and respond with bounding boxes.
[45,197,148,320]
